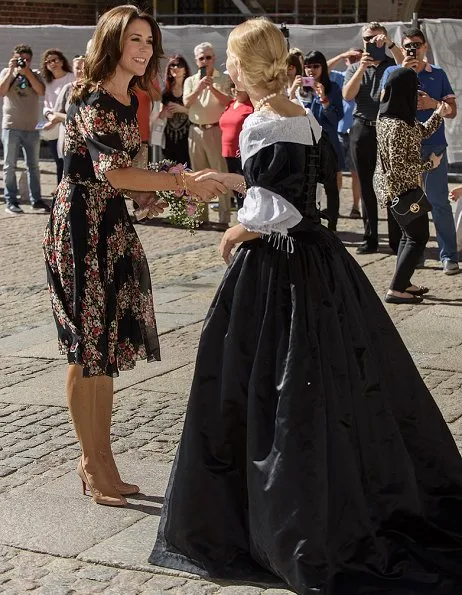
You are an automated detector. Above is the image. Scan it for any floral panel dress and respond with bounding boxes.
[43,88,160,377]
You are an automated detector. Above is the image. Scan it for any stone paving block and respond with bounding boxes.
[79,515,161,573]
[219,586,264,594]
[0,364,68,407]
[0,491,145,557]
[0,323,56,356]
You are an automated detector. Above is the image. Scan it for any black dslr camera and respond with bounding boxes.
[16,57,26,68]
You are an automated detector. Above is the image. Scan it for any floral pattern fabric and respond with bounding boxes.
[43,89,160,377]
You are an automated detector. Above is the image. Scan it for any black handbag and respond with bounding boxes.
[389,187,432,226]
[378,144,432,226]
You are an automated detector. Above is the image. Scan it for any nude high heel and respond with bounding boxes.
[100,451,140,496]
[77,459,127,507]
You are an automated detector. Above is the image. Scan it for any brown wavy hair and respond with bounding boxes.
[40,49,72,83]
[71,4,163,103]
[163,54,190,96]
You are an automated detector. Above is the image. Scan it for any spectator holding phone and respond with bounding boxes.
[300,51,344,231]
[328,48,363,219]
[183,42,232,229]
[343,22,403,254]
[0,44,47,215]
[381,28,459,276]
[286,53,303,101]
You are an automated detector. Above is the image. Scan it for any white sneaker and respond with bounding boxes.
[5,204,24,215]
[442,260,460,275]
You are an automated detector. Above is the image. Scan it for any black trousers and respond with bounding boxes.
[225,156,244,209]
[389,211,429,292]
[49,139,63,185]
[350,120,379,247]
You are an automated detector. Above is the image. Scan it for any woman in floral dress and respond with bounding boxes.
[43,4,225,507]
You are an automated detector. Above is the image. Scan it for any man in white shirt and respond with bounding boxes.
[184,42,232,228]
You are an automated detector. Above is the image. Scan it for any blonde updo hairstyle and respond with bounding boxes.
[228,18,288,94]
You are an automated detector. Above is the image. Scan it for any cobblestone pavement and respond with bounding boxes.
[0,163,461,594]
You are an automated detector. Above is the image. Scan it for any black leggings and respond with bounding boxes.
[389,210,429,292]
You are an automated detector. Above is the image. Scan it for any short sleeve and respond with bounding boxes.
[183,76,194,97]
[440,70,455,100]
[74,99,135,181]
[380,66,398,92]
[343,64,357,86]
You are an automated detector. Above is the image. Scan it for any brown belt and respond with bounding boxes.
[192,122,220,130]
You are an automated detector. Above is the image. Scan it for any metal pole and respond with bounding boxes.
[153,0,157,20]
[174,0,178,25]
[294,0,299,24]
[313,0,317,25]
[354,0,359,23]
[412,11,419,28]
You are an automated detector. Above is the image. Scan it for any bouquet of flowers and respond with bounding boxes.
[133,160,205,233]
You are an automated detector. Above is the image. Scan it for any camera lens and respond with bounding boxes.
[17,58,26,68]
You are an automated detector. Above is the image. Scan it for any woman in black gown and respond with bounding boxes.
[149,18,462,594]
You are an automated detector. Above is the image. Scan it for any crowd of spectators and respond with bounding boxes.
[0,23,460,277]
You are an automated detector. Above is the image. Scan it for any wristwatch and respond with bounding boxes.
[388,42,396,50]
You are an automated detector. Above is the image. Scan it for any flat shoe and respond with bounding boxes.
[384,294,423,304]
[406,286,429,296]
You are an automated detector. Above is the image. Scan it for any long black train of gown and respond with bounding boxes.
[149,114,462,595]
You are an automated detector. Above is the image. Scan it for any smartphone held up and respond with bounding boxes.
[199,66,207,79]
[302,75,315,88]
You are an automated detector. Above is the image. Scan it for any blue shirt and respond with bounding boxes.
[380,64,455,147]
[299,81,344,144]
[330,70,355,134]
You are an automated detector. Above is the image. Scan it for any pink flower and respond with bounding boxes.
[168,163,185,174]
[186,203,197,216]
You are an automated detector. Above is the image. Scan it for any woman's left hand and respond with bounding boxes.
[219,224,261,265]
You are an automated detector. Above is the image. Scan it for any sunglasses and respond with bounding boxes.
[45,57,61,65]
[170,63,185,68]
[305,63,322,69]
[198,55,213,61]
[363,35,376,42]
[403,41,424,50]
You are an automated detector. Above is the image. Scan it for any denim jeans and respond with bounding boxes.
[421,145,458,263]
[2,128,42,206]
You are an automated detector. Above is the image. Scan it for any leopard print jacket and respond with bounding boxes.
[373,112,443,208]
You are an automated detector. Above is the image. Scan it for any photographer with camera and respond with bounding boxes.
[343,22,403,254]
[380,28,459,276]
[0,44,47,215]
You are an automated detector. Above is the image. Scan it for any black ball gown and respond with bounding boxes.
[149,112,462,594]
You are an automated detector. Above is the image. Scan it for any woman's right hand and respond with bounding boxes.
[429,153,443,169]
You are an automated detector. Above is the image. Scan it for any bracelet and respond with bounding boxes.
[173,173,183,196]
[388,42,396,50]
[233,178,247,196]
[180,170,189,196]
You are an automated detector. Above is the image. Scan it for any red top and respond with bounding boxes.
[219,100,254,158]
[134,88,152,142]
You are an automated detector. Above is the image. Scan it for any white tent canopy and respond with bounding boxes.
[0,19,461,162]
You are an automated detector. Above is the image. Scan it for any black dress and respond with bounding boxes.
[43,89,160,377]
[161,90,190,166]
[149,113,462,594]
